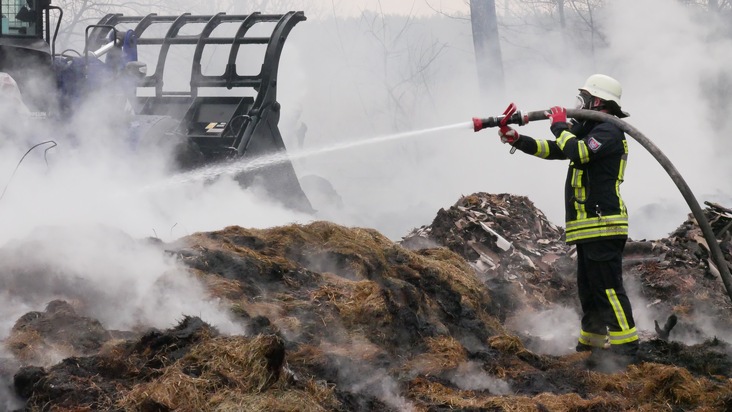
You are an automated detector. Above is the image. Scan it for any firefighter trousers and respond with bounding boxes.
[576,239,639,350]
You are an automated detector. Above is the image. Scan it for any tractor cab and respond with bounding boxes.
[0,0,57,112]
[1,0,45,37]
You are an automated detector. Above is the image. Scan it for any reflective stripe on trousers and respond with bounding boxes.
[576,239,638,347]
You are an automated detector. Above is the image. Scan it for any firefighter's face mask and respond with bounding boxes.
[575,91,603,110]
[575,91,591,110]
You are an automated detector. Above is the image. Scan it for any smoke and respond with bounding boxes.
[316,335,419,411]
[22,1,725,244]
[449,361,511,395]
[600,1,732,240]
[349,368,417,412]
[0,107,312,336]
[271,0,732,243]
[0,372,23,411]
[0,225,245,334]
[0,4,320,344]
[506,306,581,356]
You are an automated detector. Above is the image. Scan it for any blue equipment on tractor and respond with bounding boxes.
[0,0,312,212]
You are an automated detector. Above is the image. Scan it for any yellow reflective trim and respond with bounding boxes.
[617,153,627,214]
[608,327,637,339]
[565,226,628,243]
[556,130,575,150]
[578,142,590,164]
[579,330,608,347]
[579,337,605,347]
[567,224,629,236]
[566,225,629,243]
[570,168,587,219]
[619,157,627,181]
[566,214,629,230]
[581,330,608,339]
[609,327,638,344]
[567,226,628,239]
[606,289,630,330]
[570,168,581,187]
[534,140,551,158]
[610,335,638,345]
[576,189,587,219]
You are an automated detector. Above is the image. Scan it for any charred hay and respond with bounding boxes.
[403,192,732,339]
[402,193,577,320]
[5,300,126,367]
[4,195,732,411]
[628,202,732,337]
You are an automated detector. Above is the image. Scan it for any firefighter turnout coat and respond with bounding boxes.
[512,118,629,244]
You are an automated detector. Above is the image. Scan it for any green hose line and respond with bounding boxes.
[520,108,732,306]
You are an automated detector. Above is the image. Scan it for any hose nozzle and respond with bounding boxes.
[472,111,529,132]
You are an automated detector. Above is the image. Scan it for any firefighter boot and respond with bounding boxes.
[609,341,640,365]
[578,342,608,370]
[591,341,639,373]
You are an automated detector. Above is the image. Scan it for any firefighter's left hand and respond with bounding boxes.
[546,106,567,124]
[498,126,520,145]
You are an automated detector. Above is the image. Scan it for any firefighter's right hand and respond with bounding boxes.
[498,126,520,145]
[546,106,567,124]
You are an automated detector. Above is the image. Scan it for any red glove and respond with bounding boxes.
[546,106,567,125]
[498,126,520,145]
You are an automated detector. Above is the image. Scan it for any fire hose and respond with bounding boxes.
[473,108,732,306]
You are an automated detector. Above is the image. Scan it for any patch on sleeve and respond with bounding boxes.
[587,136,602,152]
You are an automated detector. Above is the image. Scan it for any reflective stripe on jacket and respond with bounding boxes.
[512,119,628,244]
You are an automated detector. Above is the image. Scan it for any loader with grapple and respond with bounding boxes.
[0,0,313,212]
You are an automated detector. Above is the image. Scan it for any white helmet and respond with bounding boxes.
[579,74,629,118]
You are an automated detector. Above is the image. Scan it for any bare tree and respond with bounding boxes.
[567,0,607,63]
[224,0,319,15]
[470,0,505,103]
[52,0,315,49]
[680,0,732,12]
[360,9,448,132]
[493,0,608,66]
[52,0,182,47]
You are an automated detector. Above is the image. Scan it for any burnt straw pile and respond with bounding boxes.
[2,193,732,411]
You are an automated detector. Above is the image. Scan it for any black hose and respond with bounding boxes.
[517,109,732,306]
[0,141,58,203]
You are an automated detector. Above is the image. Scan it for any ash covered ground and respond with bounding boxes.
[1,193,731,411]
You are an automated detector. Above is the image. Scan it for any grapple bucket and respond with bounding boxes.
[86,11,312,212]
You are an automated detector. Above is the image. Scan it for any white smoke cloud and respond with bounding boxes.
[506,306,581,356]
[0,13,313,339]
[270,0,732,243]
[600,0,732,240]
[450,361,511,394]
[349,368,417,412]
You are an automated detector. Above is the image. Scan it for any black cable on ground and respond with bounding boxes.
[0,140,58,203]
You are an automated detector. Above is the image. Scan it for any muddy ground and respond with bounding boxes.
[1,193,731,411]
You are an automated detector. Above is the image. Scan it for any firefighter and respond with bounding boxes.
[498,74,639,369]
